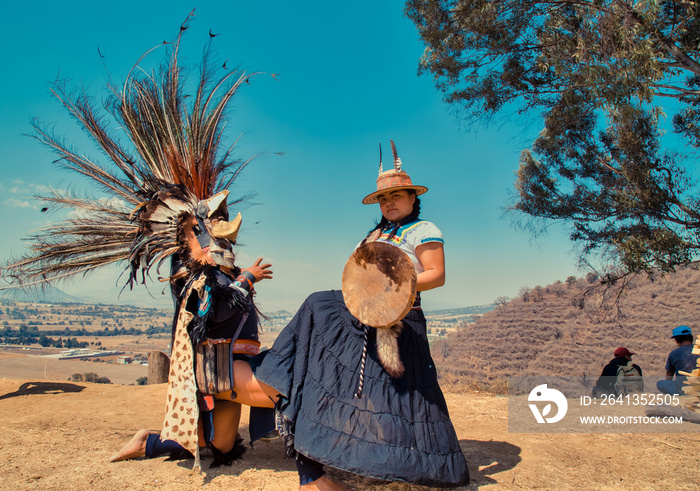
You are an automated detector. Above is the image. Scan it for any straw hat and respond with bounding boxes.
[361,140,428,204]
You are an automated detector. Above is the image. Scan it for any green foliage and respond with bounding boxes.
[136,376,148,386]
[406,0,700,278]
[82,372,112,384]
[586,272,600,283]
[69,373,111,384]
[407,0,700,116]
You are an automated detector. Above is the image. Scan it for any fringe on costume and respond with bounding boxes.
[276,404,297,459]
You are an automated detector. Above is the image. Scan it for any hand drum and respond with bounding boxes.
[341,242,417,328]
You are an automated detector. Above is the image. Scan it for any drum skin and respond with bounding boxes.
[342,242,417,328]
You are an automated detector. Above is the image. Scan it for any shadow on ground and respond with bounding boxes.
[0,381,85,400]
[460,439,521,487]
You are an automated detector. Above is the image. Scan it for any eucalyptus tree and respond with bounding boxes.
[406,0,700,280]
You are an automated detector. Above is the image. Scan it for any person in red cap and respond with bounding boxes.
[592,347,643,397]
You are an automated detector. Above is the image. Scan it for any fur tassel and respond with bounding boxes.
[209,435,246,468]
[376,322,404,378]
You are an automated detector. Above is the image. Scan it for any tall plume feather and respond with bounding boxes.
[390,140,402,171]
[1,11,256,293]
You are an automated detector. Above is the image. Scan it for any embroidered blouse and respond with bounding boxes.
[359,220,444,274]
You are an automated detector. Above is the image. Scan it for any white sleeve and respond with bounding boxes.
[410,221,444,249]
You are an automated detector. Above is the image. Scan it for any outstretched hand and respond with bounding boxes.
[244,257,273,283]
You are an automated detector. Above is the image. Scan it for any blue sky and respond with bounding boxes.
[0,1,581,312]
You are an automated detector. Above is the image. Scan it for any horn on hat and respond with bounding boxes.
[378,143,383,176]
[390,140,402,171]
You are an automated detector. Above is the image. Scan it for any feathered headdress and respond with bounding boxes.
[1,11,268,471]
[1,10,254,293]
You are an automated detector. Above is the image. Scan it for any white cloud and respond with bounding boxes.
[9,178,27,195]
[32,183,51,194]
[6,179,52,196]
[2,197,39,209]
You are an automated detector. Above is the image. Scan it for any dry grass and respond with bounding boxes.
[2,379,699,490]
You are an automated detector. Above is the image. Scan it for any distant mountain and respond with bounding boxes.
[265,310,294,317]
[425,305,495,317]
[0,286,84,304]
[432,267,700,391]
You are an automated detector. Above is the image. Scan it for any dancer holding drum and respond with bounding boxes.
[251,141,470,489]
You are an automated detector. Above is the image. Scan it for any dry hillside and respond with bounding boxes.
[433,266,700,391]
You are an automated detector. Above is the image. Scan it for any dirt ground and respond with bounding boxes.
[0,353,148,386]
[1,379,699,490]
